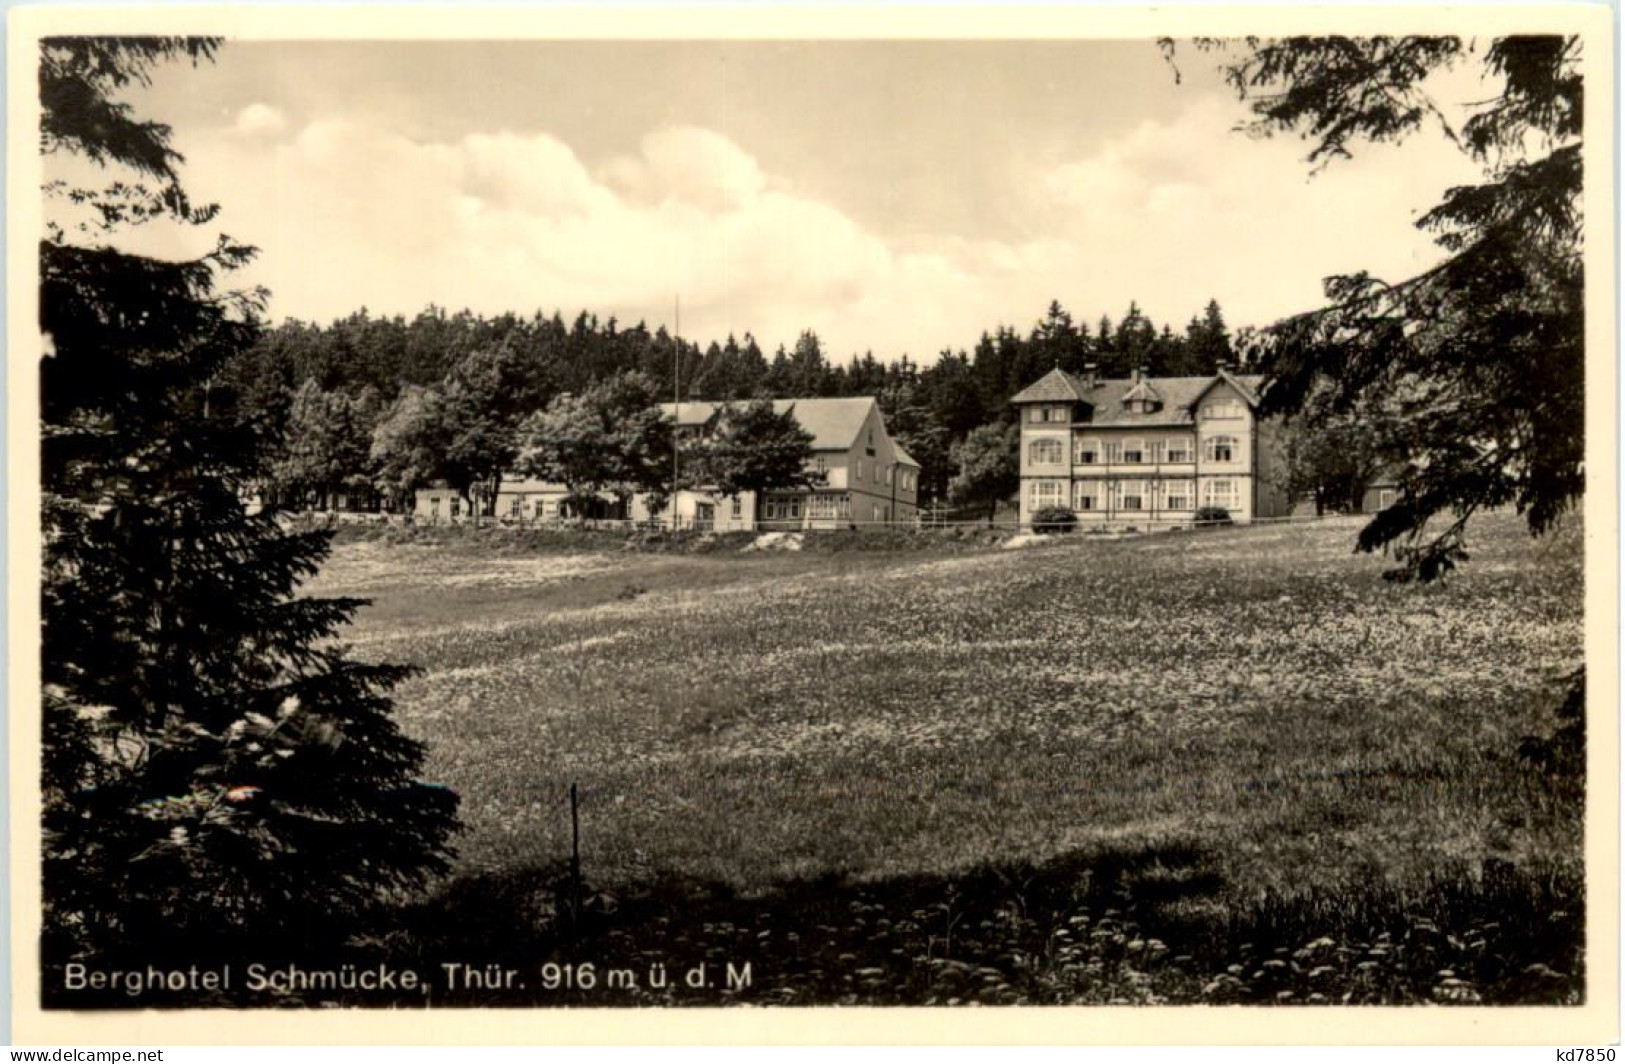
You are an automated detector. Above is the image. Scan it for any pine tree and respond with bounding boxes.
[1184,35,1584,580]
[1113,301,1156,374]
[40,37,458,968]
[1185,298,1234,373]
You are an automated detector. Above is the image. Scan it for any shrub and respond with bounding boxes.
[1032,506,1079,533]
[1194,506,1233,527]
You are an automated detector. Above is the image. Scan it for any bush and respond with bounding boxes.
[1194,506,1233,527]
[1032,506,1078,533]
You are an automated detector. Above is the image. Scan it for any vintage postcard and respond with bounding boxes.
[7,2,1617,1047]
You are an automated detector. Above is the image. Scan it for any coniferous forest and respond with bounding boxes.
[220,297,1238,512]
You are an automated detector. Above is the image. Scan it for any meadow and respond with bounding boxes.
[304,513,1586,1005]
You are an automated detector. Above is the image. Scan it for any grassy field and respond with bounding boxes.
[300,512,1585,1005]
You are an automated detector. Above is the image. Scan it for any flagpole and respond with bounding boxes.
[672,295,680,531]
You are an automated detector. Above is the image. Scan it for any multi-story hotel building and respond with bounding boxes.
[1011,365,1292,528]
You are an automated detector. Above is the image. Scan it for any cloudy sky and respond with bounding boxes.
[94,39,1488,362]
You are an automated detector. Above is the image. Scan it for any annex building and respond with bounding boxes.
[417,395,921,530]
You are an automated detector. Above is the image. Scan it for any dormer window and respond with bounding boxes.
[1121,381,1163,415]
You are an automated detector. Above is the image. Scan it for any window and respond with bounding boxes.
[866,428,876,456]
[1073,481,1098,511]
[1165,482,1192,510]
[1205,435,1238,463]
[1029,407,1044,423]
[811,456,828,481]
[1203,399,1243,420]
[1123,439,1144,464]
[510,496,523,517]
[1167,438,1193,463]
[766,497,803,521]
[885,465,895,486]
[1045,405,1070,423]
[1121,481,1145,511]
[1379,489,1397,509]
[1104,441,1122,463]
[1029,439,1063,466]
[1204,480,1238,508]
[1147,440,1165,464]
[430,497,441,515]
[450,498,462,517]
[731,495,743,518]
[1029,480,1063,508]
[809,494,839,520]
[1075,439,1099,464]
[872,503,882,523]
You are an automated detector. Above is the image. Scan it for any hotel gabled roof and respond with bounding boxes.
[1010,368,1266,427]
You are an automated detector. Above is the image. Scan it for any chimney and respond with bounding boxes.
[1134,365,1149,384]
[1082,363,1098,389]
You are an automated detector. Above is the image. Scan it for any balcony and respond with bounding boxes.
[1072,455,1196,471]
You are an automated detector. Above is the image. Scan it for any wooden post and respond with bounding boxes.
[569,782,583,932]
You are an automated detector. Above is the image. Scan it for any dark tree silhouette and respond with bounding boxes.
[40,36,458,966]
[1173,36,1584,582]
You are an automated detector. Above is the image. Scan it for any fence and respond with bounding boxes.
[278,507,1350,538]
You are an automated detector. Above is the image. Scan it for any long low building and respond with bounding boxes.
[1011,364,1293,528]
[413,395,922,530]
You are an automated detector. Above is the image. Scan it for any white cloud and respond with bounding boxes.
[178,119,911,351]
[233,103,287,138]
[1024,95,1487,330]
[627,126,768,211]
[168,99,1488,363]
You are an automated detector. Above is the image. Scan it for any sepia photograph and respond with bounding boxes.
[8,2,1616,1046]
